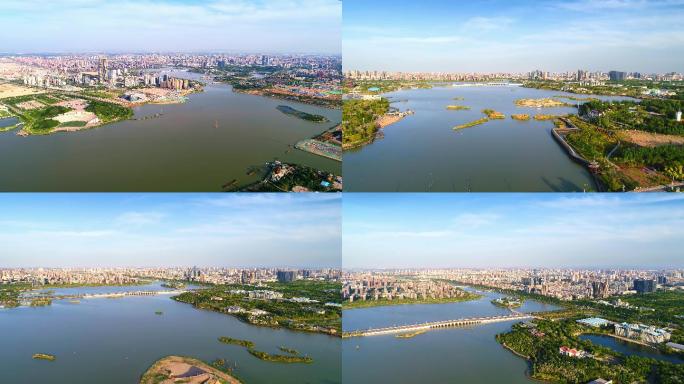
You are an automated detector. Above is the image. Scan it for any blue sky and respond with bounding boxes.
[343,194,684,269]
[0,194,341,268]
[343,0,684,73]
[0,0,341,54]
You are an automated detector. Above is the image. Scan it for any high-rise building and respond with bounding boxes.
[591,281,608,298]
[277,270,296,283]
[633,279,656,294]
[98,58,108,83]
[609,71,627,82]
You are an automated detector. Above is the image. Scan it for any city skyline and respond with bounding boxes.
[0,193,341,268]
[343,0,684,73]
[0,0,341,54]
[343,194,684,269]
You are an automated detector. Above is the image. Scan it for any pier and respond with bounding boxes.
[343,313,532,338]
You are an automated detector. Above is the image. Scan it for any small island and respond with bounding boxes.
[218,336,255,349]
[533,114,556,121]
[396,330,427,339]
[482,109,505,119]
[454,117,489,130]
[491,297,523,308]
[32,353,56,361]
[511,114,530,121]
[247,349,313,364]
[446,105,470,111]
[278,346,299,355]
[515,98,572,108]
[276,105,329,123]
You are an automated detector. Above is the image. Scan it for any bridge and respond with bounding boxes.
[342,313,532,338]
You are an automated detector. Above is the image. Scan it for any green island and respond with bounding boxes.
[453,96,465,101]
[534,114,557,121]
[32,353,56,361]
[511,114,530,121]
[217,336,312,364]
[172,280,341,335]
[446,105,470,111]
[396,330,427,339]
[493,289,684,384]
[218,337,255,349]
[491,297,523,308]
[276,105,329,123]
[278,346,299,355]
[454,117,490,130]
[139,355,242,384]
[342,98,390,149]
[559,96,684,191]
[515,98,573,108]
[483,109,505,119]
[247,349,313,364]
[343,290,481,309]
[235,161,341,192]
[155,311,163,315]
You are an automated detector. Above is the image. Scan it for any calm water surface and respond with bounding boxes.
[1,282,340,384]
[342,289,559,383]
[579,334,684,364]
[344,85,634,192]
[0,70,340,191]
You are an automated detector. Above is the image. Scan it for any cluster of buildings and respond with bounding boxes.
[344,69,683,83]
[0,267,339,288]
[0,268,142,286]
[342,274,469,303]
[177,266,337,285]
[615,322,672,344]
[1,53,340,92]
[576,317,672,345]
[559,345,590,359]
[359,268,682,301]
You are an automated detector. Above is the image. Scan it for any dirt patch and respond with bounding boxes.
[140,355,241,384]
[620,130,684,148]
[0,83,44,100]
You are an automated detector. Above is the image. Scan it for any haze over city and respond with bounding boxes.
[0,194,341,268]
[343,0,684,73]
[343,194,684,269]
[0,0,341,54]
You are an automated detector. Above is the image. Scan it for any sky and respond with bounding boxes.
[0,193,341,268]
[343,194,684,270]
[343,0,684,73]
[0,0,341,54]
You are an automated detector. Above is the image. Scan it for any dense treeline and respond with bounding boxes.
[85,100,133,123]
[342,98,389,148]
[616,144,684,179]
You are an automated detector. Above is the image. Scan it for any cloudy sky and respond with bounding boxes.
[343,194,684,269]
[0,194,341,268]
[343,0,684,73]
[0,0,341,53]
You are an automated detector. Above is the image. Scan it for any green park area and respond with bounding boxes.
[562,97,684,190]
[172,280,341,335]
[342,98,390,149]
[496,290,684,384]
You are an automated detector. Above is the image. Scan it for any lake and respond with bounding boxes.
[342,288,559,383]
[0,282,340,384]
[344,84,634,192]
[0,70,340,191]
[579,334,684,364]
